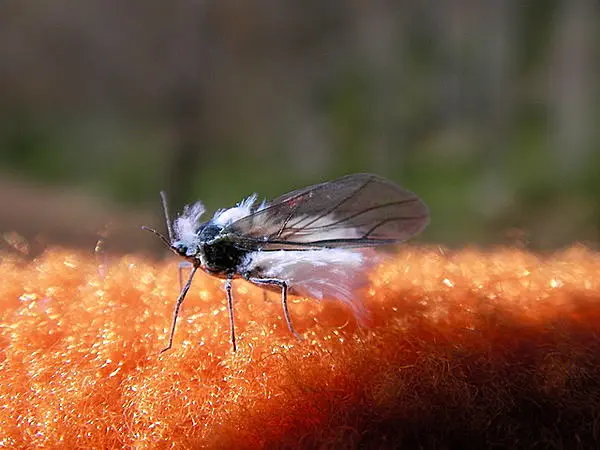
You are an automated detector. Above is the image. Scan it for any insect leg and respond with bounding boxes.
[248,277,304,341]
[161,264,199,354]
[178,261,194,290]
[224,275,237,352]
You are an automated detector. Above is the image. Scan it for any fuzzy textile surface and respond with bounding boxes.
[1,246,600,449]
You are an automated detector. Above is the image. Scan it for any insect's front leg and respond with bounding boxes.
[224,275,237,352]
[247,277,304,341]
[162,264,199,354]
[178,261,194,290]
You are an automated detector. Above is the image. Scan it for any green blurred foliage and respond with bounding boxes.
[0,0,598,250]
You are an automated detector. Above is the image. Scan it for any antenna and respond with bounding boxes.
[160,190,174,242]
[141,226,172,248]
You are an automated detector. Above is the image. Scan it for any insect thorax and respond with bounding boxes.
[198,223,249,276]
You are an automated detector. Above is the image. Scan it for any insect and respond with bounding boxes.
[143,173,429,353]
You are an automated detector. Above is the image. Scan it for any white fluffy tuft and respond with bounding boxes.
[173,201,206,245]
[279,213,364,242]
[213,194,264,226]
[241,248,377,319]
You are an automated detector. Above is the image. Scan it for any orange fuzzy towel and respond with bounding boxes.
[1,246,600,449]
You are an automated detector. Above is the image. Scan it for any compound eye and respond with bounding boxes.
[173,242,188,256]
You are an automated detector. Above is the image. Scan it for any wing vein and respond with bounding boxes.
[285,198,420,236]
[283,177,374,238]
[362,214,429,239]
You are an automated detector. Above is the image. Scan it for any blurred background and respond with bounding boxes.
[0,0,598,256]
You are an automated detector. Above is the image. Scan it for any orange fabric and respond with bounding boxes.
[1,246,600,448]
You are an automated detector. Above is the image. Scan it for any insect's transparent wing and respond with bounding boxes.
[227,173,429,250]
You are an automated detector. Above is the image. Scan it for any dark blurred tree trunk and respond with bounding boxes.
[356,0,403,174]
[550,0,597,179]
[160,3,212,211]
[164,90,204,210]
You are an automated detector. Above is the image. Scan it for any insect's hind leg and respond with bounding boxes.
[247,277,304,341]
